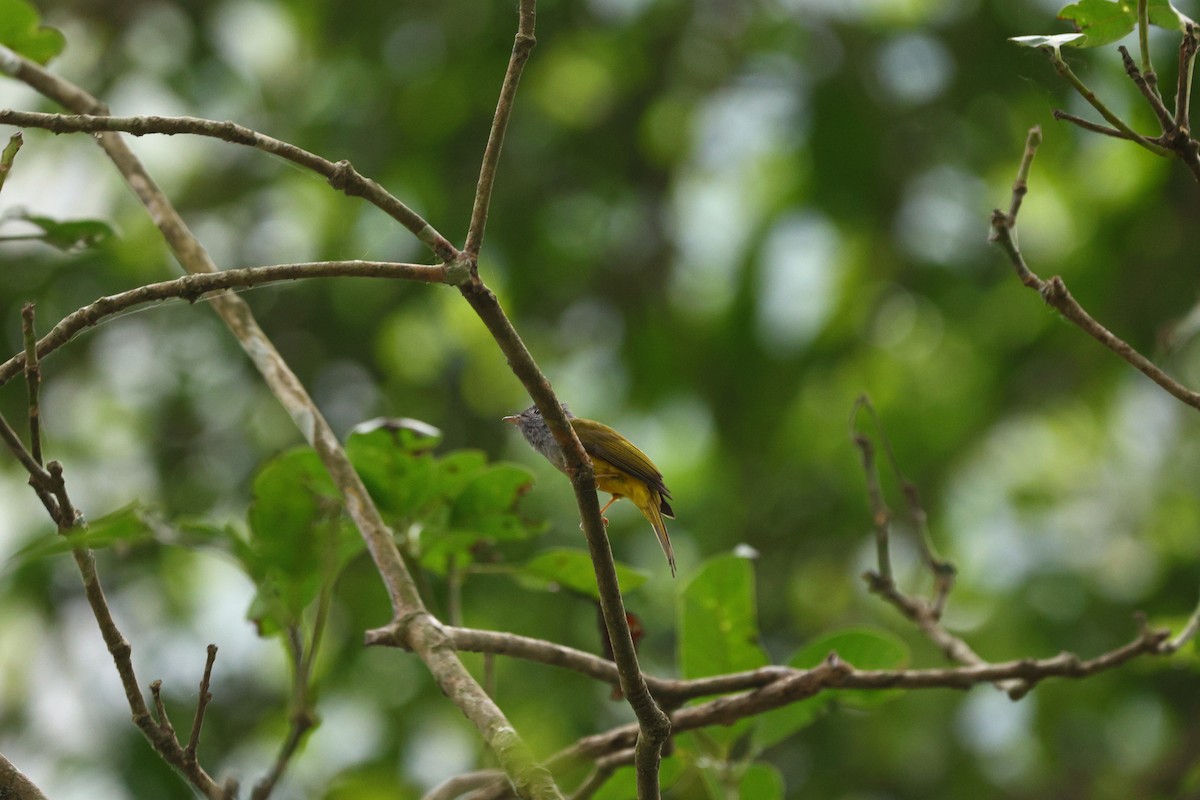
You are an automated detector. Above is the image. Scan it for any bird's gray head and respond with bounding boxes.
[502,403,573,470]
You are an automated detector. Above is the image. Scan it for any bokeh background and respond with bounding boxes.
[3,0,1200,797]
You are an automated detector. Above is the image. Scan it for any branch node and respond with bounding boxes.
[326,159,363,196]
[444,254,476,287]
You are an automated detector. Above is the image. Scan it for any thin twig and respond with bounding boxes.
[20,304,42,466]
[1052,109,1130,139]
[1137,0,1156,89]
[72,536,227,795]
[990,130,1200,413]
[1161,588,1200,653]
[850,395,955,614]
[1007,125,1041,226]
[185,645,219,762]
[863,572,992,670]
[251,707,316,800]
[0,107,457,260]
[1045,48,1169,155]
[849,404,892,584]
[150,680,176,738]
[0,260,447,389]
[465,0,536,257]
[0,409,52,486]
[1176,23,1199,130]
[1119,45,1174,131]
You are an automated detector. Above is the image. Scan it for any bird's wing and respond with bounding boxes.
[571,418,672,499]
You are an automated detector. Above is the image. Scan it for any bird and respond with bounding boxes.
[503,404,676,577]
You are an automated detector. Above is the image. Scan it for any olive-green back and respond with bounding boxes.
[570,417,672,501]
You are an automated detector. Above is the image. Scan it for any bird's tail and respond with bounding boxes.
[645,495,676,578]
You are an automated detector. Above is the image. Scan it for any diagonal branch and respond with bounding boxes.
[451,1,669,794]
[1051,109,1130,140]
[1175,23,1199,130]
[1119,45,1174,131]
[0,41,561,800]
[990,128,1200,413]
[456,276,671,799]
[1042,46,1169,156]
[0,753,50,800]
[465,0,536,257]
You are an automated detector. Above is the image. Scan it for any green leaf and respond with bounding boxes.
[516,548,648,599]
[7,503,151,564]
[420,460,542,573]
[435,449,490,497]
[755,687,831,748]
[451,463,535,521]
[0,131,22,194]
[1148,0,1196,30]
[590,754,684,800]
[346,423,444,519]
[245,448,361,635]
[679,552,770,750]
[679,553,769,679]
[737,762,785,800]
[1051,0,1194,48]
[1057,0,1139,47]
[348,420,542,574]
[0,0,65,65]
[10,212,115,251]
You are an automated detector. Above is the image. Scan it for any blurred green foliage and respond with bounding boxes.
[3,0,1200,798]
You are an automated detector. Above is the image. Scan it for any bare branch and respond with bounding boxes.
[1043,47,1169,156]
[457,277,671,798]
[184,645,219,763]
[1051,109,1130,140]
[0,410,51,490]
[991,130,1200,413]
[849,401,893,584]
[1175,23,1199,129]
[463,621,1185,799]
[0,107,458,261]
[1,41,561,800]
[1161,589,1200,654]
[1119,45,1174,131]
[0,260,448,389]
[1136,0,1158,93]
[0,753,50,800]
[466,0,536,257]
[150,680,175,737]
[19,304,42,466]
[454,6,671,774]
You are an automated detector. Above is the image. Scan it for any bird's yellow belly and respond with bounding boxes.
[591,455,654,506]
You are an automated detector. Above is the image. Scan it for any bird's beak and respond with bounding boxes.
[502,415,520,425]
